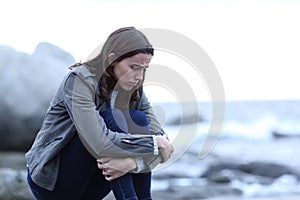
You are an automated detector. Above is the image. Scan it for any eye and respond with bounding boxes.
[130,65,147,71]
[130,65,140,70]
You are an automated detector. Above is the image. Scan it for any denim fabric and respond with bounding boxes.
[99,109,151,135]
[100,109,152,200]
[27,135,111,200]
[110,173,152,200]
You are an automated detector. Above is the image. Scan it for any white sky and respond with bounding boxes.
[1,0,300,102]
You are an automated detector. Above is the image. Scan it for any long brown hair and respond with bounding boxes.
[69,27,154,107]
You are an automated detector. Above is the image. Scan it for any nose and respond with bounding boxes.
[134,70,144,82]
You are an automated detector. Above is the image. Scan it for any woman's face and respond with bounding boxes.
[113,53,152,91]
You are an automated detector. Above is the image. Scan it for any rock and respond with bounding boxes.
[202,161,298,182]
[0,168,34,200]
[0,42,75,151]
[153,183,242,199]
[272,131,300,138]
[168,113,204,125]
[153,151,207,179]
[202,162,239,178]
[206,169,274,185]
[0,152,26,170]
[238,162,297,178]
[272,121,300,139]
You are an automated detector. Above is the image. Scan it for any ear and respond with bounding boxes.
[108,53,116,65]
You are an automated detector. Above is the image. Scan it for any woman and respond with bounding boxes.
[25,26,174,200]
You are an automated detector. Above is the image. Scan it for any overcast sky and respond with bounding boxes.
[1,0,300,102]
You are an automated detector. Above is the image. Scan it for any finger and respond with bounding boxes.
[97,157,111,164]
[160,149,171,163]
[97,161,104,167]
[96,159,102,164]
[160,154,167,163]
[164,134,170,141]
[98,163,110,170]
[106,172,125,181]
[102,169,112,176]
[97,163,104,169]
[105,175,113,181]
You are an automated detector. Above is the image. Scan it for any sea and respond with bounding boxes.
[150,99,300,198]
[155,99,300,141]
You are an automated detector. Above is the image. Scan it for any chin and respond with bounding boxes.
[120,85,133,91]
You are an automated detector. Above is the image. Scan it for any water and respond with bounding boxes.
[155,100,300,141]
[223,100,300,140]
[152,100,300,198]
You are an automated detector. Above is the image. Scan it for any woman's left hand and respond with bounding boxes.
[97,157,137,181]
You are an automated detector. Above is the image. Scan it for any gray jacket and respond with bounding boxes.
[25,65,164,191]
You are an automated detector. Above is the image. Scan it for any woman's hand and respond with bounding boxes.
[156,135,174,163]
[97,157,137,181]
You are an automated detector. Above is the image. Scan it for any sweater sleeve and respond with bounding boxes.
[63,71,157,159]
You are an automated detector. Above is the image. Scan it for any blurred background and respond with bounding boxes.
[1,0,300,199]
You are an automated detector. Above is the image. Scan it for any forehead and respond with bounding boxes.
[126,53,152,65]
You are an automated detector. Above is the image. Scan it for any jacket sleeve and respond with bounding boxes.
[131,90,167,172]
[63,71,157,159]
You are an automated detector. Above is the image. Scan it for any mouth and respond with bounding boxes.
[128,82,138,87]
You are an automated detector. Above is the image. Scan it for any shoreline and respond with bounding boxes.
[1,137,300,199]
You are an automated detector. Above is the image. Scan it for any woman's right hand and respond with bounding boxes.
[156,135,174,163]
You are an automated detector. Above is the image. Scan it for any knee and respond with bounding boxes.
[128,110,149,126]
[100,109,128,133]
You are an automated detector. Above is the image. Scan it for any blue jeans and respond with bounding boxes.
[27,109,152,200]
[100,109,152,200]
[27,135,111,200]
